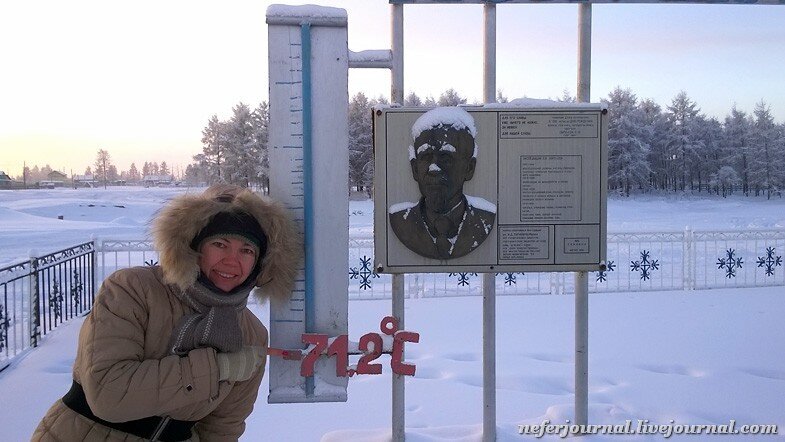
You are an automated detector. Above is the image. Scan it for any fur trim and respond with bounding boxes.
[151,185,302,302]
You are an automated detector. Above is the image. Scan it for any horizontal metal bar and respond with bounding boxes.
[391,0,783,4]
[349,50,393,69]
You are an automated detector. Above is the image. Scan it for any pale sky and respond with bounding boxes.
[1,0,784,178]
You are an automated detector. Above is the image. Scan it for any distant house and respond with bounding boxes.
[73,174,98,188]
[47,171,68,181]
[0,171,19,189]
[142,174,174,187]
[41,170,68,188]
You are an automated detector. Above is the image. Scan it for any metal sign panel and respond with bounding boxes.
[373,105,608,274]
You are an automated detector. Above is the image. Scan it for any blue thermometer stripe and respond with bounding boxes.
[300,22,316,398]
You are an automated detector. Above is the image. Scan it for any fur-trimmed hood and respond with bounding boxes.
[152,184,301,301]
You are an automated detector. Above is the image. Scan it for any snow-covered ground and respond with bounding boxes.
[1,187,784,440]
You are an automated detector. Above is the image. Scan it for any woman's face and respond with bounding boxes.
[198,236,258,292]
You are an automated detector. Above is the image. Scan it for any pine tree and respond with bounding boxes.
[604,87,651,196]
[722,106,752,195]
[691,116,723,193]
[201,115,228,183]
[128,163,140,182]
[664,91,703,191]
[348,92,374,193]
[557,88,576,103]
[224,102,263,188]
[159,161,170,176]
[749,101,784,199]
[251,101,271,192]
[405,92,422,107]
[638,98,669,190]
[437,88,467,106]
[94,149,112,189]
[710,166,741,198]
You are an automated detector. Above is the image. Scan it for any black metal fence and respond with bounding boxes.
[0,242,95,369]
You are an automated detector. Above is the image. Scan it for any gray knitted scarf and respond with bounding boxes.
[168,281,250,356]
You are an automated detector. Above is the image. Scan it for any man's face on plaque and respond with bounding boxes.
[410,126,476,214]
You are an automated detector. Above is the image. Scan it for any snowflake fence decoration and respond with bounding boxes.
[717,248,743,279]
[49,279,64,320]
[630,251,659,281]
[449,273,478,287]
[495,272,525,286]
[596,260,615,283]
[70,269,84,307]
[756,247,782,277]
[349,255,379,290]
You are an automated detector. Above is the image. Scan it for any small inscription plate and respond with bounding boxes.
[564,237,590,254]
[500,113,598,139]
[520,155,582,222]
[499,225,549,260]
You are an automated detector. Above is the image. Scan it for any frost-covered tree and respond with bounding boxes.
[691,116,723,193]
[405,92,422,107]
[223,103,260,188]
[251,101,271,192]
[159,161,170,176]
[127,163,140,182]
[722,106,752,195]
[639,98,669,190]
[437,88,466,106]
[200,115,228,183]
[664,91,704,191]
[107,164,118,182]
[710,166,741,197]
[348,92,374,193]
[557,88,576,103]
[603,87,651,196]
[749,101,784,199]
[496,89,509,103]
[186,156,209,185]
[94,149,112,189]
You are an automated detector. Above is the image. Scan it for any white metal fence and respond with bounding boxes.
[2,229,781,369]
[98,228,785,300]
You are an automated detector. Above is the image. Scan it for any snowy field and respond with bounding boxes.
[1,187,784,440]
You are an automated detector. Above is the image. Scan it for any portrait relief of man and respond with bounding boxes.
[388,107,496,260]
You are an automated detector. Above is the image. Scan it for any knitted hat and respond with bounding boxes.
[190,210,268,260]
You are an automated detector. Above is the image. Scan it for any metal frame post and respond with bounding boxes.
[483,4,496,105]
[577,3,592,104]
[29,254,40,347]
[483,5,497,441]
[482,274,496,442]
[391,273,405,441]
[575,4,592,429]
[391,5,406,441]
[391,4,405,105]
[574,271,589,428]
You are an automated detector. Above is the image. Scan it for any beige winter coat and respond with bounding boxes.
[33,186,300,441]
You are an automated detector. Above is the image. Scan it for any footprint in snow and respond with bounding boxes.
[637,363,705,377]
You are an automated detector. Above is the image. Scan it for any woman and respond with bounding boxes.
[33,184,299,441]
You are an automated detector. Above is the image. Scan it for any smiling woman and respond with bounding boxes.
[32,184,301,441]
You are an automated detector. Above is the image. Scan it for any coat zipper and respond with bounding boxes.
[149,416,171,441]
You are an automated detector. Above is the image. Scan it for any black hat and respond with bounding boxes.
[190,210,268,260]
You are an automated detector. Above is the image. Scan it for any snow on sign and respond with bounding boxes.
[373,104,608,273]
